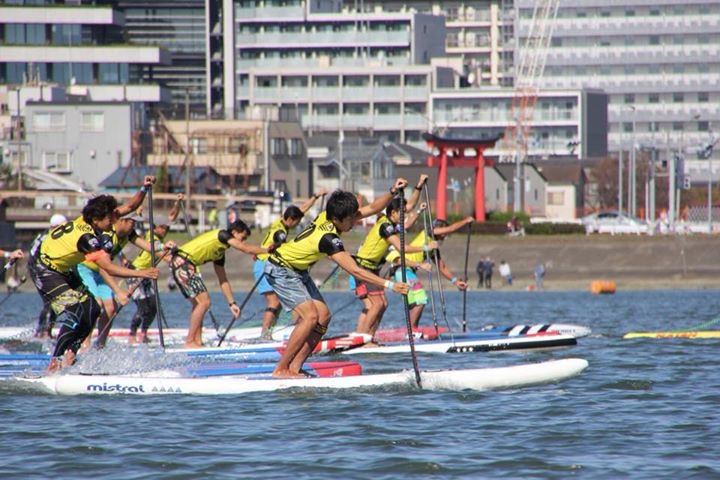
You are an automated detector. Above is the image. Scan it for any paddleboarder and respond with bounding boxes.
[27,213,68,338]
[253,189,328,340]
[385,216,473,328]
[170,220,269,348]
[126,193,183,344]
[264,178,411,378]
[31,177,160,372]
[350,175,436,341]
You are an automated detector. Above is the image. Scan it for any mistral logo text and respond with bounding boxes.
[87,383,146,394]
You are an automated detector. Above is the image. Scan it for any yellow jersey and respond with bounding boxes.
[354,215,398,269]
[270,211,344,272]
[131,230,162,270]
[39,216,104,273]
[178,229,232,267]
[257,217,289,261]
[81,228,137,272]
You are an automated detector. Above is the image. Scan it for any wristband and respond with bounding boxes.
[140,185,149,193]
[3,251,9,259]
[450,276,458,284]
[415,185,422,191]
[390,187,397,195]
[229,301,237,307]
[384,280,394,290]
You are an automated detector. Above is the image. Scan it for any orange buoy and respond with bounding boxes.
[591,280,616,294]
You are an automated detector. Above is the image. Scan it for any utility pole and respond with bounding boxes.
[184,89,191,211]
[15,88,22,192]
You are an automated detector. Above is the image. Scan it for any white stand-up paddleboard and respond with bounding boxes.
[10,358,588,396]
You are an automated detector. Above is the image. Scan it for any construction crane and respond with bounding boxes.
[500,0,560,213]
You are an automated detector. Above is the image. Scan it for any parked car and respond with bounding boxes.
[582,211,649,235]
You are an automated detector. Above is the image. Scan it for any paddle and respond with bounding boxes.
[216,273,265,347]
[147,187,166,349]
[419,204,441,338]
[0,266,26,308]
[398,188,422,389]
[422,184,451,330]
[461,217,472,333]
[94,248,171,346]
[178,199,222,334]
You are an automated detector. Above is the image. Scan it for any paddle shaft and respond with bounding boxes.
[147,187,165,348]
[422,185,450,328]
[398,188,422,389]
[216,273,265,347]
[462,221,471,332]
[419,205,441,337]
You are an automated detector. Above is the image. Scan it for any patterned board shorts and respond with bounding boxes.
[31,261,90,315]
[170,255,207,299]
[128,276,156,301]
[393,267,428,306]
[263,260,323,312]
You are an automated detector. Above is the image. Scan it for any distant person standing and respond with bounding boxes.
[482,256,494,289]
[476,258,486,288]
[498,260,512,286]
[534,263,546,290]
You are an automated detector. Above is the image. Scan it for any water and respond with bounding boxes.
[1,289,720,479]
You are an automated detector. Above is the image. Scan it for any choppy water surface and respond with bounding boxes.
[1,288,720,479]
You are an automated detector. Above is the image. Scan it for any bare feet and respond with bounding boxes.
[128,335,138,345]
[359,341,380,348]
[183,341,204,349]
[272,368,310,379]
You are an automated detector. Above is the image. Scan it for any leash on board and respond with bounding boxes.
[398,187,422,389]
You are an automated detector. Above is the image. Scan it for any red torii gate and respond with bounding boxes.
[423,133,499,222]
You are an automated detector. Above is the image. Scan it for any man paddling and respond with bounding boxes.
[27,213,67,338]
[253,189,328,339]
[126,193,183,344]
[264,179,411,378]
[31,177,160,372]
[350,175,435,341]
[386,216,473,328]
[170,219,268,348]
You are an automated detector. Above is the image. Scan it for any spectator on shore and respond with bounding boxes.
[507,215,525,237]
[482,256,494,289]
[476,258,486,288]
[499,260,512,286]
[534,263,546,290]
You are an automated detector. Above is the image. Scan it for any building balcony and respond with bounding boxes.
[0,5,124,26]
[235,30,411,48]
[235,5,305,21]
[545,45,720,67]
[0,45,170,65]
[548,14,720,37]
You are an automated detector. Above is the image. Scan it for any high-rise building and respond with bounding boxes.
[518,0,720,157]
[0,1,169,98]
[117,0,208,118]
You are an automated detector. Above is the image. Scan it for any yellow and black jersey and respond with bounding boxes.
[81,228,138,272]
[39,216,104,273]
[270,211,344,272]
[131,230,162,270]
[354,215,398,269]
[178,229,232,267]
[257,217,289,261]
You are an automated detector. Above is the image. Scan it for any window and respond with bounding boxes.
[672,122,684,131]
[80,112,104,132]
[271,138,288,155]
[623,122,633,133]
[191,137,208,154]
[547,192,565,206]
[649,121,660,132]
[648,93,660,104]
[624,94,635,104]
[649,35,660,45]
[698,92,709,102]
[699,121,710,132]
[673,93,684,103]
[32,112,65,131]
[43,151,72,173]
[289,138,303,156]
